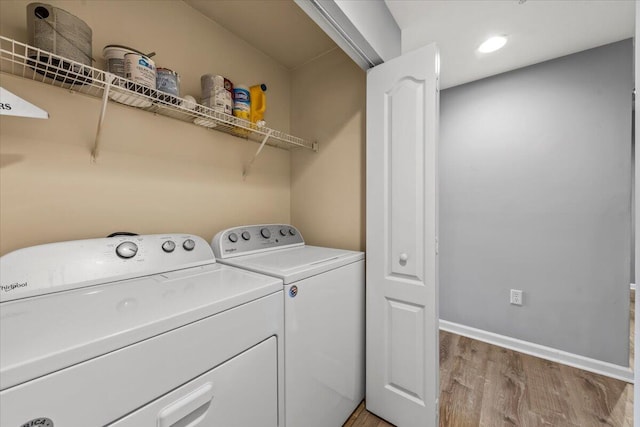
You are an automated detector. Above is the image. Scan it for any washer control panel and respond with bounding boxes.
[112,236,202,260]
[0,234,215,302]
[212,224,304,259]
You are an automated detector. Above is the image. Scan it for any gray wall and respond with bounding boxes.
[439,39,632,366]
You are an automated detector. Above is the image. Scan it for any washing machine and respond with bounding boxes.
[211,224,365,427]
[0,233,284,427]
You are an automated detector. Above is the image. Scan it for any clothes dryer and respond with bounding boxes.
[0,234,284,427]
[212,224,365,427]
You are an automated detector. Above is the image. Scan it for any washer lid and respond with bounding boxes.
[220,246,364,284]
[0,263,282,391]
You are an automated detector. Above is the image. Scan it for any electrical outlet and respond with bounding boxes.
[510,289,523,306]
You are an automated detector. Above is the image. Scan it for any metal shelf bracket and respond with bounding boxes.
[91,77,111,162]
[243,129,274,179]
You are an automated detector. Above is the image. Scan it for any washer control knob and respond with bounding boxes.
[280,228,287,237]
[261,228,271,239]
[183,239,196,251]
[242,231,251,241]
[161,240,176,253]
[228,233,238,243]
[116,241,138,259]
[289,228,296,236]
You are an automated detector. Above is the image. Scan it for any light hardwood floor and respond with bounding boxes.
[345,291,635,427]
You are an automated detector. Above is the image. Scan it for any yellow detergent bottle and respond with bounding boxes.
[250,84,267,125]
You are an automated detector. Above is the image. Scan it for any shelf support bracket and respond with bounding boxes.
[91,78,111,162]
[242,129,273,179]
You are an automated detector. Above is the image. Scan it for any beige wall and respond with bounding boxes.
[290,48,366,251]
[0,0,292,255]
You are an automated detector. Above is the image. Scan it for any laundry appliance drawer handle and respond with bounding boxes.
[157,382,214,427]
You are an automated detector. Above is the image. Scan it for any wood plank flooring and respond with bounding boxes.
[345,291,635,427]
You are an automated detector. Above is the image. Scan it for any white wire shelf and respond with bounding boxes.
[0,36,318,157]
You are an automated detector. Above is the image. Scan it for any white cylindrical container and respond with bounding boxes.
[124,53,156,89]
[232,84,250,136]
[103,45,143,77]
[232,84,250,121]
[27,2,92,66]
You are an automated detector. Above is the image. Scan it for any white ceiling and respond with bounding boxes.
[184,0,337,70]
[185,0,634,88]
[385,0,635,88]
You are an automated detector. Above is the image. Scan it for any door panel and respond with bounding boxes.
[386,298,425,402]
[366,43,439,427]
[388,78,425,281]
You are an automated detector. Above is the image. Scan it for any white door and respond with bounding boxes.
[366,43,439,427]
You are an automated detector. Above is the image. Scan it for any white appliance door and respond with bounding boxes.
[366,42,439,426]
[284,261,365,427]
[108,337,278,427]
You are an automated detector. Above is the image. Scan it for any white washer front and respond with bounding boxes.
[212,224,365,427]
[0,234,284,427]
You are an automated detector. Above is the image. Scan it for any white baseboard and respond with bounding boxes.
[631,283,636,291]
[439,320,634,383]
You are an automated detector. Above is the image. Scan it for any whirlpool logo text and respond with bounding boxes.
[0,282,27,292]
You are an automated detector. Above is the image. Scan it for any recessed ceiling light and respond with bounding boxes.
[478,36,508,53]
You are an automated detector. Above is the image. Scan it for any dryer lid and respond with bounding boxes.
[0,263,282,390]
